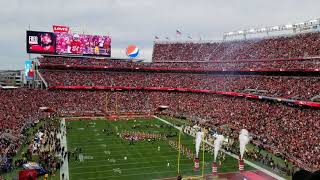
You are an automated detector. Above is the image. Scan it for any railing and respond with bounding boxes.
[39,63,320,73]
[36,70,48,88]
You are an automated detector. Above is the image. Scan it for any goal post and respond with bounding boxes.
[176,130,206,179]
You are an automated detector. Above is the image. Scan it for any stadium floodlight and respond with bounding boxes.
[279,25,286,30]
[295,22,304,27]
[309,19,317,23]
[260,28,267,32]
[285,24,293,29]
[248,29,255,33]
[223,17,320,40]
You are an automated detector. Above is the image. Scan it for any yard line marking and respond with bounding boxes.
[60,118,70,180]
[72,164,176,175]
[82,170,178,180]
[69,153,181,161]
[68,154,191,166]
[69,159,192,170]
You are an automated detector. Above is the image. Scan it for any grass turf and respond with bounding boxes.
[66,118,254,180]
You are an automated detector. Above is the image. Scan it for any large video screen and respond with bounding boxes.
[55,33,111,57]
[26,31,56,54]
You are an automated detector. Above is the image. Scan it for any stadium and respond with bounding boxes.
[0,1,320,180]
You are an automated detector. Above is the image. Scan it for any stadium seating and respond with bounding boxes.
[39,56,320,71]
[2,31,320,173]
[0,89,49,166]
[153,32,320,62]
[40,70,320,101]
[1,89,319,171]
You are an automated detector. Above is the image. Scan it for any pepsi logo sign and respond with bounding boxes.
[126,45,139,58]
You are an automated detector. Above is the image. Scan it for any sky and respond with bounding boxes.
[0,0,319,70]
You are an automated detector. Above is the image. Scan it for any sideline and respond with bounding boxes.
[59,118,70,180]
[153,116,286,180]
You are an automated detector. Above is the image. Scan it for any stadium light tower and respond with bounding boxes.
[223,17,320,40]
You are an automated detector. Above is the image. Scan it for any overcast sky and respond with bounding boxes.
[0,0,319,70]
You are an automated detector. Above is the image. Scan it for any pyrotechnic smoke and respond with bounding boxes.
[239,129,249,159]
[214,135,224,162]
[195,132,204,158]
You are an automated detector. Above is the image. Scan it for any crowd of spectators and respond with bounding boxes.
[3,31,320,174]
[40,70,320,101]
[9,118,62,176]
[153,32,320,62]
[181,119,294,175]
[153,59,320,70]
[30,118,61,175]
[228,142,294,175]
[147,91,320,171]
[39,56,320,71]
[0,88,51,172]
[37,32,320,72]
[0,88,319,172]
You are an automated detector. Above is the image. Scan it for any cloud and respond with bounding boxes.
[0,0,319,69]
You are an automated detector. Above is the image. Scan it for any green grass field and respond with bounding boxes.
[66,118,254,180]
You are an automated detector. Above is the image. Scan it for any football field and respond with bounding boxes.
[65,117,254,180]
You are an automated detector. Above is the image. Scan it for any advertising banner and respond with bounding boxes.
[52,25,70,33]
[25,60,35,80]
[26,31,56,54]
